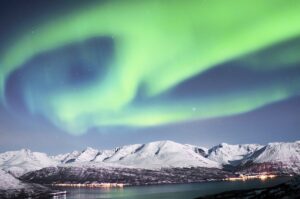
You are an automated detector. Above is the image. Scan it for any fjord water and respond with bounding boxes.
[55,177,290,199]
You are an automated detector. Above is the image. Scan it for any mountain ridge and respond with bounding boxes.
[1,140,299,176]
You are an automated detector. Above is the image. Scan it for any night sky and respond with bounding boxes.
[0,0,300,154]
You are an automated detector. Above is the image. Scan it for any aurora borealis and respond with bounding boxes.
[0,0,300,152]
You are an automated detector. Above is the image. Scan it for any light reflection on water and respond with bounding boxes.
[53,177,291,199]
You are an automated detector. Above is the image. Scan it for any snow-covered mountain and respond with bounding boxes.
[92,149,115,162]
[101,141,220,168]
[57,147,99,163]
[243,141,300,167]
[0,169,63,198]
[0,140,299,176]
[54,141,220,169]
[0,169,24,190]
[206,143,263,165]
[0,149,57,177]
[205,141,300,171]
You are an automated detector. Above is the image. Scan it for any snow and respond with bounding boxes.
[51,153,70,162]
[54,148,115,164]
[0,169,24,190]
[245,141,300,166]
[93,150,115,162]
[103,140,221,169]
[185,144,208,157]
[55,147,101,163]
[59,150,81,163]
[103,144,143,162]
[0,149,58,177]
[52,141,220,169]
[207,143,262,165]
[0,140,299,176]
[73,147,99,162]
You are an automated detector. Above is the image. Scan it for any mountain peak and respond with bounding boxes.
[219,142,229,147]
[83,147,98,152]
[1,140,299,176]
[207,142,263,165]
[20,148,31,153]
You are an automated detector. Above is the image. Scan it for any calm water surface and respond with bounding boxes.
[55,177,291,199]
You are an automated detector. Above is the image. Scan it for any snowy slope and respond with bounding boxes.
[0,169,60,198]
[243,141,300,166]
[0,140,299,175]
[66,147,99,162]
[51,152,70,162]
[102,144,143,162]
[0,169,24,190]
[53,141,220,169]
[207,143,262,165]
[103,140,220,168]
[60,150,81,163]
[185,144,208,157]
[55,148,110,163]
[0,149,58,177]
[93,150,115,162]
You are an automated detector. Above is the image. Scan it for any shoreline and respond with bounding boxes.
[50,174,292,189]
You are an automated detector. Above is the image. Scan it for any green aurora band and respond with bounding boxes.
[1,0,300,134]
